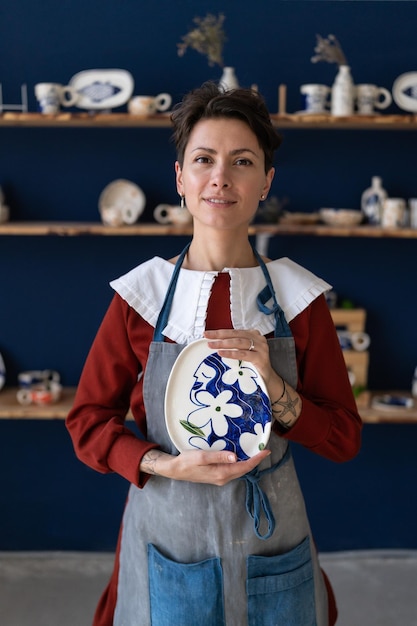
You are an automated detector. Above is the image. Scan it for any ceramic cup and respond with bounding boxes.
[300,84,331,114]
[337,331,371,352]
[355,84,392,115]
[16,381,62,406]
[35,83,78,114]
[18,369,60,388]
[409,198,417,229]
[0,204,9,223]
[381,198,406,228]
[153,204,192,225]
[128,93,172,116]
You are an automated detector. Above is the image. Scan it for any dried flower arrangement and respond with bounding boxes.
[177,13,226,68]
[311,34,347,66]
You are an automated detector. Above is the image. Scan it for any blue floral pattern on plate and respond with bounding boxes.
[165,340,271,460]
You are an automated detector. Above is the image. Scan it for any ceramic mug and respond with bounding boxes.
[300,84,331,114]
[128,93,172,116]
[409,198,417,229]
[153,204,192,225]
[18,369,60,388]
[0,204,9,223]
[355,84,392,115]
[381,198,406,228]
[35,83,78,114]
[16,381,62,405]
[337,331,370,352]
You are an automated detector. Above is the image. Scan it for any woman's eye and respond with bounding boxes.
[195,156,211,164]
[235,158,252,166]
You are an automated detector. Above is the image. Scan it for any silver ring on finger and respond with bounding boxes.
[248,338,255,351]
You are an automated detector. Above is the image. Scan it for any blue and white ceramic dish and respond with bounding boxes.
[165,339,271,460]
[392,72,417,112]
[69,69,134,110]
[371,394,414,411]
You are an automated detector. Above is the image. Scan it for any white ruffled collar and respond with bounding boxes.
[110,256,331,344]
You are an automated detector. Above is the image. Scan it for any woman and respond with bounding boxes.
[66,82,362,626]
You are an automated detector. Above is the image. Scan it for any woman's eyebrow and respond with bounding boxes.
[190,146,259,157]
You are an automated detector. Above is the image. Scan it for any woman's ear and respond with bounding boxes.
[175,161,183,196]
[262,167,275,199]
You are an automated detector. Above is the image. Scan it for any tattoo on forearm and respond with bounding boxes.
[142,450,162,475]
[272,387,300,430]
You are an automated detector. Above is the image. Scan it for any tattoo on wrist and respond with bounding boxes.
[271,379,300,430]
[142,449,162,475]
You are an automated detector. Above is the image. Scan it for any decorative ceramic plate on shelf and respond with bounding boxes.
[371,395,414,411]
[392,72,417,112]
[69,69,134,110]
[319,208,363,226]
[98,179,146,225]
[165,339,271,460]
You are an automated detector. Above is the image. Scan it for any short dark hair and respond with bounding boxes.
[171,82,282,173]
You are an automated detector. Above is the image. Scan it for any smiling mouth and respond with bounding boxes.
[205,197,235,205]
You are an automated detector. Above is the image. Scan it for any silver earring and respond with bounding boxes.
[180,195,186,209]
[260,194,266,201]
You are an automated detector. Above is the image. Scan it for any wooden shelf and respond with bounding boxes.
[1,221,417,238]
[0,387,415,423]
[1,112,417,130]
[0,387,77,419]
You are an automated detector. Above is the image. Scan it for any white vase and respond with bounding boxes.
[331,65,354,116]
[361,176,387,225]
[219,66,239,91]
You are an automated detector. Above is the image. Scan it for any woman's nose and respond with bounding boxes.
[210,163,231,187]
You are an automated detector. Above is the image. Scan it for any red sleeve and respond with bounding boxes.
[274,295,362,463]
[66,294,159,486]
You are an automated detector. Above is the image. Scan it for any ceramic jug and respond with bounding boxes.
[331,65,354,116]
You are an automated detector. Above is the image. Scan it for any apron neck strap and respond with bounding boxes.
[153,243,191,342]
[153,242,292,341]
[252,247,292,338]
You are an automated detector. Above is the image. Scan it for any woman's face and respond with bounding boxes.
[175,118,274,232]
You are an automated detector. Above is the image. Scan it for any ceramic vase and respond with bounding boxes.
[219,66,239,91]
[331,65,354,116]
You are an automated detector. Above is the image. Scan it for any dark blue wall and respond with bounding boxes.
[1,1,416,552]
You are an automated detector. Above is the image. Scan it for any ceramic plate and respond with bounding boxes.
[98,179,145,224]
[371,394,414,411]
[165,339,271,460]
[69,69,134,110]
[320,208,363,226]
[0,352,5,390]
[392,72,417,112]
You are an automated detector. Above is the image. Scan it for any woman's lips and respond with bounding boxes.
[204,197,236,206]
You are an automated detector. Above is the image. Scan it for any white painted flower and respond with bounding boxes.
[189,437,227,451]
[192,389,243,436]
[221,358,258,395]
[239,422,271,457]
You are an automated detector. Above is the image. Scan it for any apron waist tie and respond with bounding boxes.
[240,444,292,540]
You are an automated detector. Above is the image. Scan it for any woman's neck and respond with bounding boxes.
[182,234,257,271]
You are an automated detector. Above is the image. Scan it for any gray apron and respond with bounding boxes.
[114,245,328,626]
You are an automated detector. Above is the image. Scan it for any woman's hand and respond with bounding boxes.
[141,448,270,486]
[204,329,275,387]
[204,328,302,431]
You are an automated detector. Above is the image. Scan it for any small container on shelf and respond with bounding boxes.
[361,176,387,225]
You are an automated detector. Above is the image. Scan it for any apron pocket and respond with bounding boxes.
[148,543,225,626]
[246,536,316,626]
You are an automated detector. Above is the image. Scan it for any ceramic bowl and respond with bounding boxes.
[319,208,363,227]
